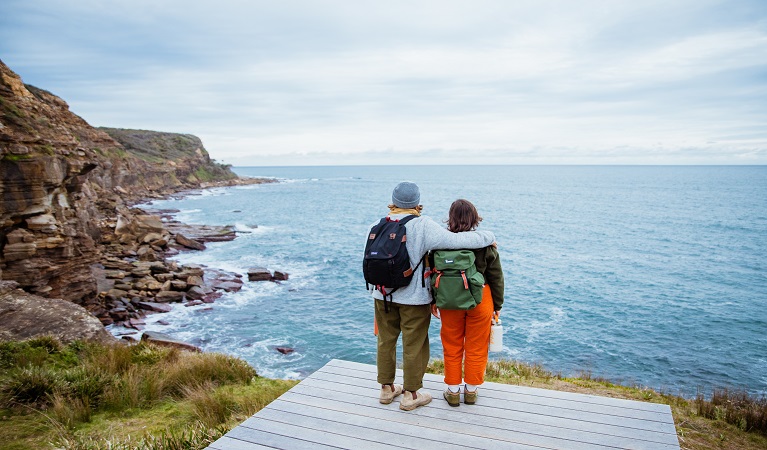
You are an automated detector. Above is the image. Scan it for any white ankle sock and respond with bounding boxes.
[447,384,460,393]
[465,383,477,392]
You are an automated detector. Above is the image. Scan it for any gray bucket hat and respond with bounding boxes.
[391,182,420,209]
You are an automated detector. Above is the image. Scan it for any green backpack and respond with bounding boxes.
[430,249,485,310]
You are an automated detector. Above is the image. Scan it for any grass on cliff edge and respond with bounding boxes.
[0,337,297,450]
[426,360,767,450]
[1,338,765,450]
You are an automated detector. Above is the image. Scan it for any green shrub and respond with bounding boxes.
[61,366,111,407]
[0,336,67,369]
[0,342,35,369]
[183,382,237,427]
[163,353,256,397]
[0,342,15,368]
[1,365,64,406]
[131,342,178,366]
[193,167,215,182]
[26,335,64,354]
[83,342,135,375]
[102,366,165,410]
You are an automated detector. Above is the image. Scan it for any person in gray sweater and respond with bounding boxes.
[370,182,496,411]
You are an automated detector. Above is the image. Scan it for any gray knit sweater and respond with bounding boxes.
[367,214,496,306]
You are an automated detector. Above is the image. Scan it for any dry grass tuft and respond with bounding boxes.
[697,388,767,435]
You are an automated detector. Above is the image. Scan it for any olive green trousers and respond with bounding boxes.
[375,299,431,392]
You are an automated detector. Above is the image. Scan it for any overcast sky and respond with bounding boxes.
[2,1,766,165]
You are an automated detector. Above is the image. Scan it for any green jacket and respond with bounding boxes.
[473,245,505,311]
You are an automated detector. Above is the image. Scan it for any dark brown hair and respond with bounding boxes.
[447,199,482,232]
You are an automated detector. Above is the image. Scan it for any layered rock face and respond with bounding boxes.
[0,59,237,306]
[1,63,127,302]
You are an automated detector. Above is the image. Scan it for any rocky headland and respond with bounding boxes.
[0,59,270,343]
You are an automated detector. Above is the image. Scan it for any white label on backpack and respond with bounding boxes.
[445,259,454,264]
[371,252,378,255]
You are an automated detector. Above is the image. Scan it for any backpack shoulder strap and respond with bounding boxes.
[397,214,418,225]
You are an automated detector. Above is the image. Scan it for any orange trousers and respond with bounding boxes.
[440,284,494,386]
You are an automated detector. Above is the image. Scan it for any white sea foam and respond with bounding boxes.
[232,181,278,190]
[524,306,566,343]
[233,223,269,234]
[280,178,306,184]
[192,188,230,198]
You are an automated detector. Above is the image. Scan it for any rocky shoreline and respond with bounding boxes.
[91,177,282,343]
[1,58,290,348]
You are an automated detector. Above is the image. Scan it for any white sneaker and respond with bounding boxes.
[399,390,432,411]
[379,384,403,404]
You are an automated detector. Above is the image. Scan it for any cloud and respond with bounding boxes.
[1,0,766,164]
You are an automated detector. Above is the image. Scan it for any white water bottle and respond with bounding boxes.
[489,314,503,352]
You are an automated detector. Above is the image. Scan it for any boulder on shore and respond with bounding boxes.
[0,281,115,344]
[275,346,295,354]
[272,271,289,281]
[186,286,206,300]
[175,233,206,251]
[248,267,271,281]
[154,291,185,303]
[137,301,173,313]
[141,331,200,352]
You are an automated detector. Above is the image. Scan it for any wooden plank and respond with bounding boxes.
[298,374,677,440]
[278,388,677,449]
[325,359,671,414]
[252,407,470,450]
[216,425,336,450]
[316,363,674,425]
[207,436,275,450]
[237,414,400,450]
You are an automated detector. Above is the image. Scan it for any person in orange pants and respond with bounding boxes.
[432,199,504,406]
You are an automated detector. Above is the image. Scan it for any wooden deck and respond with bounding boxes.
[208,359,680,449]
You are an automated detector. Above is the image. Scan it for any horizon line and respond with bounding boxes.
[229,163,767,168]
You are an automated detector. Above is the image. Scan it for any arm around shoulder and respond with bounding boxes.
[421,218,495,251]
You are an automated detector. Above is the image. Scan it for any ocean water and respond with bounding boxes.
[134,165,767,396]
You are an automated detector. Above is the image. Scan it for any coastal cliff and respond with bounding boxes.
[99,127,237,186]
[0,59,244,337]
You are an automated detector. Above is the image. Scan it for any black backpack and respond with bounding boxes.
[363,215,425,310]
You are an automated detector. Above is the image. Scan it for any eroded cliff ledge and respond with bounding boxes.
[0,59,240,308]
